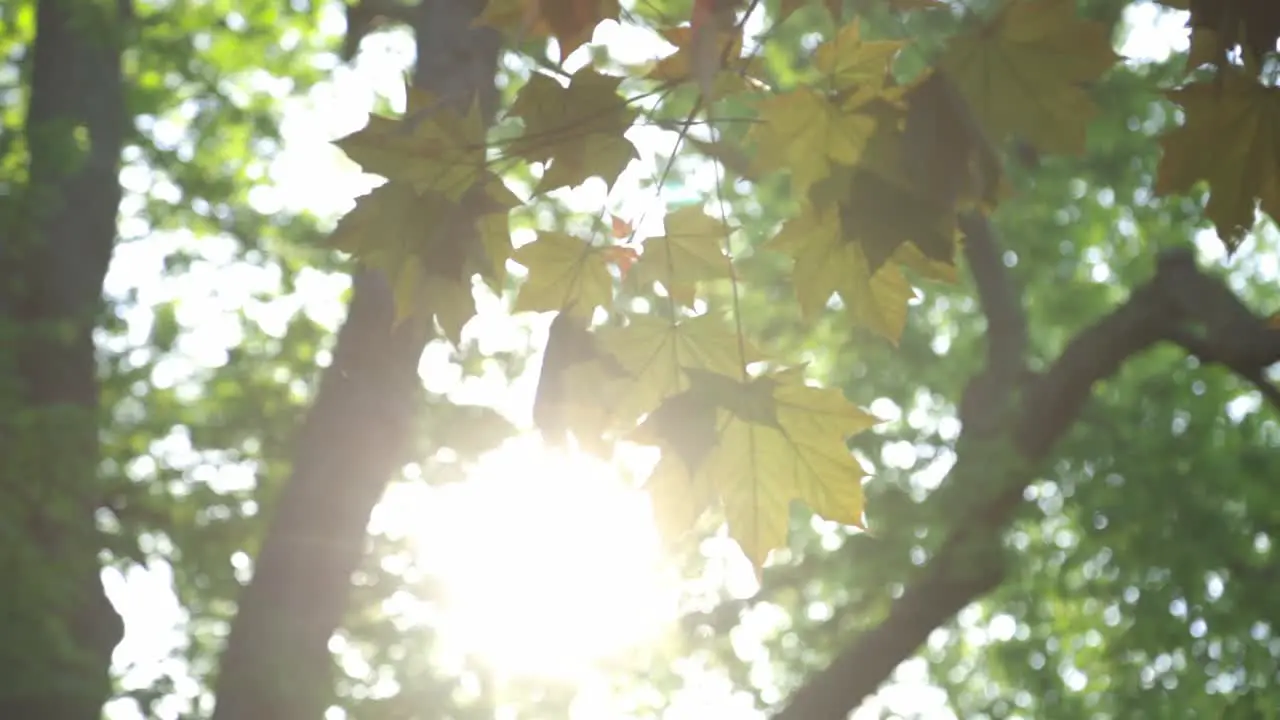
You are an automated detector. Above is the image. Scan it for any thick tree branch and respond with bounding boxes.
[1169,326,1280,410]
[958,212,1027,382]
[773,248,1280,720]
[209,3,500,719]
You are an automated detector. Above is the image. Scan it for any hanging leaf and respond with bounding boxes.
[633,367,880,574]
[511,231,615,316]
[508,68,639,193]
[630,206,735,306]
[1154,70,1280,253]
[596,312,761,426]
[939,0,1119,156]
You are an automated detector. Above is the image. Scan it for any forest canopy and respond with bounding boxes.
[3,0,1280,719]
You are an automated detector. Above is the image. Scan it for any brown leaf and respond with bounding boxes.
[902,71,1001,211]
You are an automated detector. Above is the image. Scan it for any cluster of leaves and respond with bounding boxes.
[326,0,1280,574]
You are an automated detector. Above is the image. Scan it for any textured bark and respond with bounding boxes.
[773,246,1280,720]
[0,0,130,717]
[208,3,501,719]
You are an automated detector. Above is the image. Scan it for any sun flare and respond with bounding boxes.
[383,435,678,679]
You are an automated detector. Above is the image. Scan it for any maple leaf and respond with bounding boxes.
[902,71,1003,211]
[939,0,1119,156]
[752,89,881,197]
[508,68,639,193]
[804,111,960,271]
[601,245,640,277]
[474,0,621,61]
[630,205,735,306]
[644,452,719,547]
[511,231,615,316]
[390,261,476,344]
[765,203,916,344]
[595,311,761,427]
[829,168,959,271]
[895,240,960,285]
[632,367,880,573]
[537,132,637,194]
[749,25,903,196]
[329,178,517,337]
[1155,72,1280,252]
[812,20,905,96]
[334,83,490,201]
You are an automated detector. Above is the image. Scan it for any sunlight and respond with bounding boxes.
[388,435,679,680]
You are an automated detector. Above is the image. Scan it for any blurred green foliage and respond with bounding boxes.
[5,0,1280,719]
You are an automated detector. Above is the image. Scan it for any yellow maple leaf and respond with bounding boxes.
[799,110,959,271]
[390,261,476,344]
[329,180,515,330]
[511,231,614,316]
[894,239,959,284]
[596,312,761,426]
[630,205,734,306]
[335,85,490,201]
[508,69,639,193]
[753,88,881,197]
[939,0,1119,155]
[812,20,905,97]
[644,453,718,547]
[765,204,916,344]
[634,368,880,574]
[535,131,638,194]
[1155,71,1280,252]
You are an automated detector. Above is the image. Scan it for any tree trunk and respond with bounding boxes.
[208,2,501,719]
[0,0,130,717]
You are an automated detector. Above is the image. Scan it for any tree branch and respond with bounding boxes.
[958,212,1027,383]
[772,248,1280,720]
[1169,326,1280,410]
[210,2,501,719]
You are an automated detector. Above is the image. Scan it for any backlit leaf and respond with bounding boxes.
[634,369,879,573]
[939,0,1119,155]
[753,88,880,197]
[512,231,614,316]
[765,204,917,344]
[630,206,735,306]
[509,68,639,193]
[1154,71,1280,252]
[596,312,760,425]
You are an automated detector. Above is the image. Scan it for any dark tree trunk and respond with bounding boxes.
[208,2,501,719]
[0,0,130,717]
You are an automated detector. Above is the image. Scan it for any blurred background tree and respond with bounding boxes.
[1,0,1277,719]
